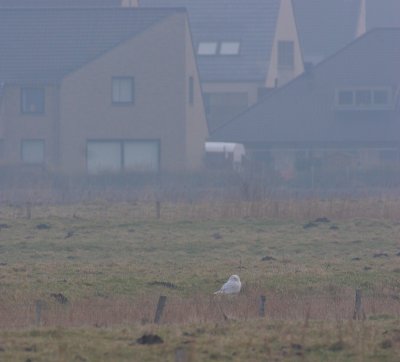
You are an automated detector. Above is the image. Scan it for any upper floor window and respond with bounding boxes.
[21,87,45,114]
[220,42,240,55]
[278,41,294,68]
[197,41,241,56]
[198,42,218,55]
[21,139,44,164]
[112,77,134,104]
[335,87,393,110]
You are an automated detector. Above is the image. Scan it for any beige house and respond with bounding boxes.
[142,0,304,131]
[0,7,208,175]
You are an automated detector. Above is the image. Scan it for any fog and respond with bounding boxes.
[0,0,399,203]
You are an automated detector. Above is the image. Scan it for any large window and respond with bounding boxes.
[335,87,393,110]
[278,41,294,68]
[21,87,45,114]
[220,42,240,55]
[21,139,44,164]
[87,140,159,174]
[112,77,134,104]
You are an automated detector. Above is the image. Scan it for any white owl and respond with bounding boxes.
[214,275,241,294]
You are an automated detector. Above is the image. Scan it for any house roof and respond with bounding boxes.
[142,0,281,83]
[211,28,400,146]
[366,0,400,30]
[293,0,362,65]
[0,7,180,83]
[0,0,123,7]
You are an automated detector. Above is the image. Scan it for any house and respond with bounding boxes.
[142,0,304,131]
[293,0,365,66]
[0,7,208,175]
[211,28,400,179]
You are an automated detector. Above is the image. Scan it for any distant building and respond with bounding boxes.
[211,28,400,177]
[0,8,208,175]
[142,0,304,131]
[293,0,365,66]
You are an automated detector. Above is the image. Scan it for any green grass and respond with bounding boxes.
[0,201,399,360]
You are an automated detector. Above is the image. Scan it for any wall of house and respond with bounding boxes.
[0,84,59,169]
[266,0,304,88]
[184,16,209,170]
[59,13,205,175]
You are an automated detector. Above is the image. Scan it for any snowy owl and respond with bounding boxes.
[214,275,241,294]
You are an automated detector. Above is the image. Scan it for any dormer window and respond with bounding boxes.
[220,42,240,55]
[335,87,393,110]
[198,42,218,55]
[197,41,241,56]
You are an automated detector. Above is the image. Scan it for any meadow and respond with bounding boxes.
[0,198,399,361]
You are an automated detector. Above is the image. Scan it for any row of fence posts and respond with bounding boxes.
[34,289,366,327]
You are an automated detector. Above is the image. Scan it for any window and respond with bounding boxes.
[335,87,393,110]
[197,42,218,55]
[188,76,194,105]
[220,42,240,55]
[112,77,134,104]
[21,139,44,164]
[21,87,45,114]
[338,90,354,105]
[278,41,294,68]
[87,140,159,174]
[355,90,372,106]
[124,141,159,172]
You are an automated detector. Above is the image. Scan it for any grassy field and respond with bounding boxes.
[0,200,399,361]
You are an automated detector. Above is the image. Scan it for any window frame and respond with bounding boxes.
[219,41,241,56]
[335,87,393,110]
[86,139,160,174]
[112,76,135,105]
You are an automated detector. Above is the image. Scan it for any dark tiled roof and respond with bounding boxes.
[211,28,400,146]
[142,0,281,82]
[366,0,400,29]
[0,8,178,83]
[293,0,361,64]
[0,0,123,7]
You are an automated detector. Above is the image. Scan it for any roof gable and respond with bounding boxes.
[293,0,362,64]
[0,8,178,83]
[142,0,281,82]
[212,28,400,145]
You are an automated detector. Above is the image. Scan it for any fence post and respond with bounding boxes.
[352,289,366,320]
[175,347,188,362]
[259,295,266,318]
[35,300,43,327]
[154,295,167,324]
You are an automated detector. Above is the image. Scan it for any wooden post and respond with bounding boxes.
[154,295,167,324]
[259,295,266,318]
[353,289,366,320]
[35,300,43,326]
[156,200,161,219]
